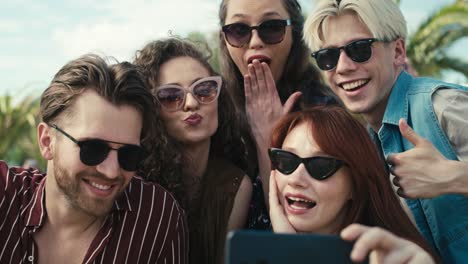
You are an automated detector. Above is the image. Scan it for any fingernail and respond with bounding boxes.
[401,119,408,127]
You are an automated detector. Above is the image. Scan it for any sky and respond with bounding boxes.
[1,0,466,97]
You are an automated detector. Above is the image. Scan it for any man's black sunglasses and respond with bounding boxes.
[222,19,291,48]
[50,124,146,171]
[268,148,344,180]
[311,38,382,71]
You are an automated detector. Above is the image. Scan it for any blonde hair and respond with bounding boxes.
[304,0,407,51]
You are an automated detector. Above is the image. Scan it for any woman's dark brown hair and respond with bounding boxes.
[218,0,331,109]
[134,37,247,207]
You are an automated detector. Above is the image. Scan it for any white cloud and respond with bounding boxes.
[0,20,23,32]
[50,0,221,61]
[1,0,465,95]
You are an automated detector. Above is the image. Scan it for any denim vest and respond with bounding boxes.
[370,71,468,263]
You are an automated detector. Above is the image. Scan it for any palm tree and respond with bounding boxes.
[0,95,44,168]
[405,0,468,78]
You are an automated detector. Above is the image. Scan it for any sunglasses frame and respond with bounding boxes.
[311,38,382,71]
[268,148,344,180]
[50,124,145,171]
[222,19,292,48]
[154,76,222,112]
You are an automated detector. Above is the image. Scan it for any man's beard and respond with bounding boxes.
[53,156,124,218]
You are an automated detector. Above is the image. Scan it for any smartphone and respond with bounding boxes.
[225,230,368,264]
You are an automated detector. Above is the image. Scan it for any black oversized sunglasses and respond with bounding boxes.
[268,148,344,180]
[51,124,146,171]
[222,19,291,48]
[311,38,382,71]
[154,76,222,112]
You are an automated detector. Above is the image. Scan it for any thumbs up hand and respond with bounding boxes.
[386,119,455,198]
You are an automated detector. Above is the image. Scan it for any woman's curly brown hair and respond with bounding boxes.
[134,37,248,208]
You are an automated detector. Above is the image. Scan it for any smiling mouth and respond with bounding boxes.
[286,196,317,209]
[83,179,115,192]
[340,79,370,91]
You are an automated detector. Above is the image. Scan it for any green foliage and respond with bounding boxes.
[186,31,221,73]
[0,95,45,169]
[406,0,468,78]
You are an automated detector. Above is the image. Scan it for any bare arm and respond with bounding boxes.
[227,175,253,231]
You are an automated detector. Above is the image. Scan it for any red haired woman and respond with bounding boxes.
[268,106,438,263]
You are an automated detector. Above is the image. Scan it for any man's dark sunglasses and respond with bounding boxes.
[51,124,145,171]
[311,38,382,71]
[222,19,291,48]
[268,148,344,180]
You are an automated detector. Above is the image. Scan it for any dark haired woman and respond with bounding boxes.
[218,0,337,229]
[135,38,252,264]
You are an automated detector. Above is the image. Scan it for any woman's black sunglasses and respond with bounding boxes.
[50,124,146,171]
[222,19,291,48]
[268,148,344,180]
[311,38,382,71]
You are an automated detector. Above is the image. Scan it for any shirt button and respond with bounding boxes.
[28,256,34,262]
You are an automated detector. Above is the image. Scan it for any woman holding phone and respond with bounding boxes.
[268,106,438,263]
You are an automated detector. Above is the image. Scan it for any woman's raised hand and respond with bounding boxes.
[244,60,301,147]
[245,60,301,205]
[269,172,296,233]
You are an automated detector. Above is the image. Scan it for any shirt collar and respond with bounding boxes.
[382,71,413,126]
[24,176,47,227]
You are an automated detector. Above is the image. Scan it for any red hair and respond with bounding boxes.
[271,106,437,260]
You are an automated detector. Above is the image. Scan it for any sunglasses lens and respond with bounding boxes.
[346,39,373,62]
[305,157,342,180]
[314,48,341,71]
[118,145,145,171]
[313,39,377,71]
[155,87,184,111]
[223,23,251,47]
[79,140,110,166]
[193,80,219,104]
[270,149,343,180]
[270,149,300,175]
[258,20,287,44]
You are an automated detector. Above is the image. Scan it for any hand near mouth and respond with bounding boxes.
[244,60,302,202]
[244,60,302,146]
[269,172,296,233]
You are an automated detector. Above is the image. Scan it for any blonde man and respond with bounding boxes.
[304,0,468,262]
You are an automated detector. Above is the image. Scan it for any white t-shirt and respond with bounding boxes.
[432,88,468,162]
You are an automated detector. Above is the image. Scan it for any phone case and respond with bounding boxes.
[225,230,369,264]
